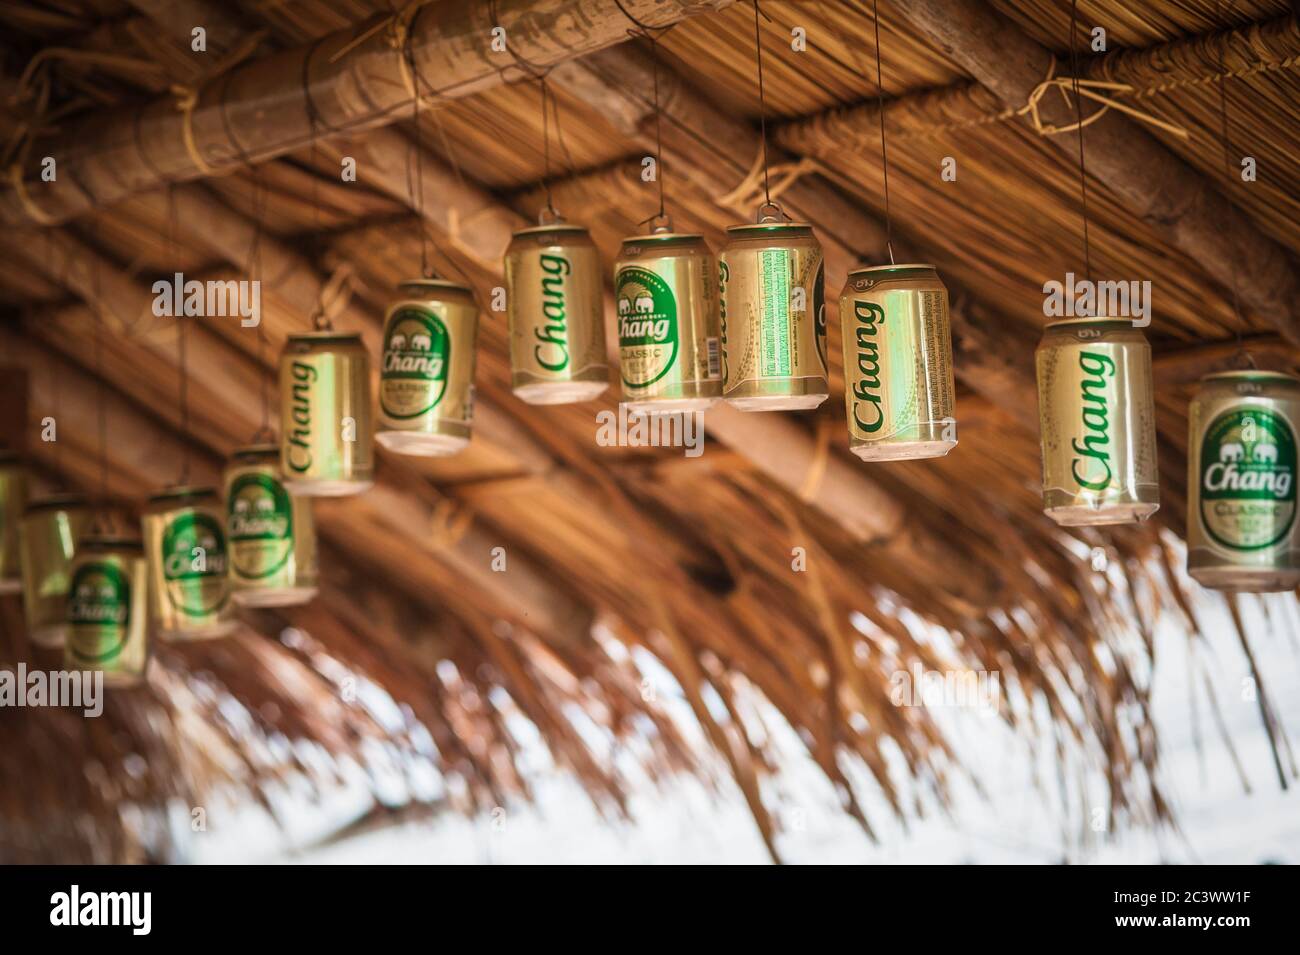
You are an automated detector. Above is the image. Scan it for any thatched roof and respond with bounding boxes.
[1,0,1297,862]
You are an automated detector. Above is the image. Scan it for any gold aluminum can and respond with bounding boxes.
[839,264,957,461]
[1187,370,1300,592]
[19,493,90,648]
[376,279,478,456]
[505,222,609,404]
[280,331,374,495]
[225,445,318,608]
[143,485,236,640]
[614,231,722,415]
[0,452,27,593]
[1036,318,1159,526]
[720,222,828,411]
[65,533,149,687]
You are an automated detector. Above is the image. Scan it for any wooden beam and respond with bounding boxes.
[1,0,732,226]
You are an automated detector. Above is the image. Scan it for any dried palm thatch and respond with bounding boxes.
[0,0,1297,863]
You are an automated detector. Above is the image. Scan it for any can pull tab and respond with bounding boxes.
[537,206,565,227]
[756,200,789,224]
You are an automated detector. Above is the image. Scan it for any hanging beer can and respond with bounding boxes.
[614,229,722,415]
[504,220,609,404]
[19,493,91,648]
[838,264,957,460]
[225,445,318,607]
[1187,370,1300,592]
[719,220,828,411]
[0,451,28,593]
[143,486,237,640]
[376,279,479,456]
[65,532,150,687]
[1035,317,1159,526]
[279,331,374,495]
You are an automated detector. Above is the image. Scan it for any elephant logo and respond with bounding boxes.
[1254,443,1278,464]
[618,298,631,315]
[380,308,451,419]
[1201,408,1297,552]
[68,561,130,652]
[1219,442,1244,463]
[635,296,654,313]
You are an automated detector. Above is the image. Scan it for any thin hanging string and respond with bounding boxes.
[751,0,773,215]
[540,76,559,221]
[248,170,273,441]
[871,0,895,264]
[405,30,432,280]
[302,41,334,328]
[90,221,108,514]
[643,33,668,229]
[45,231,65,484]
[1069,0,1093,285]
[168,184,191,485]
[1214,0,1249,360]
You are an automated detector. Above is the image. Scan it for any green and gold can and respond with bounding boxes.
[143,486,236,640]
[720,221,828,411]
[19,493,90,647]
[1036,318,1159,526]
[0,452,27,593]
[376,279,478,456]
[65,533,149,687]
[225,445,318,608]
[839,264,957,461]
[1187,370,1300,592]
[614,230,722,415]
[504,221,609,405]
[280,331,374,495]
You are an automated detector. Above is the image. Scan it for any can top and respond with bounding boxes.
[512,223,591,239]
[1201,368,1300,385]
[620,231,704,246]
[286,329,363,345]
[24,492,88,514]
[725,221,814,237]
[148,484,217,505]
[396,277,475,296]
[79,533,144,552]
[230,443,279,462]
[1044,316,1141,331]
[848,263,936,277]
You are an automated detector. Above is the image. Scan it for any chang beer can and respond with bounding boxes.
[280,331,374,495]
[376,279,478,456]
[225,445,318,608]
[1187,370,1300,592]
[614,231,722,415]
[839,265,957,461]
[19,493,91,648]
[504,222,609,404]
[720,221,828,411]
[143,486,236,640]
[65,533,150,687]
[0,452,27,593]
[1035,318,1159,526]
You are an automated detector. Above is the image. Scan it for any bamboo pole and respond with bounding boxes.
[885,0,1300,344]
[0,0,732,227]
